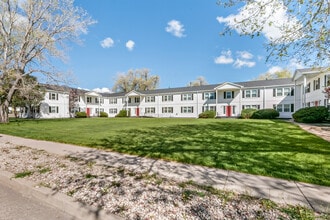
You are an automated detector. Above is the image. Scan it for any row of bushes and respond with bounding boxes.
[75,111,109,118]
[199,109,280,119]
[76,106,329,123]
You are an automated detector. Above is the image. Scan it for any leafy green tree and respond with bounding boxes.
[0,0,95,123]
[188,76,209,86]
[255,69,292,80]
[217,0,329,66]
[113,68,160,92]
[11,75,45,118]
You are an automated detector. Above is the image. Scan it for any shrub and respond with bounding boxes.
[199,110,216,118]
[115,109,129,117]
[251,109,279,119]
[292,106,329,123]
[75,112,87,118]
[99,112,108,117]
[240,108,258,119]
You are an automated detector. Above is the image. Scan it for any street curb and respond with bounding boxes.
[0,170,123,220]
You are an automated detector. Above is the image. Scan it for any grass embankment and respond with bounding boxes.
[1,118,329,186]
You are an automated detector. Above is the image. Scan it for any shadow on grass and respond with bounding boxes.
[97,120,330,186]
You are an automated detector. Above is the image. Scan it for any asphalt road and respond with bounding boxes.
[0,181,75,220]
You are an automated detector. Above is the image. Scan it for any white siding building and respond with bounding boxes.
[15,68,329,119]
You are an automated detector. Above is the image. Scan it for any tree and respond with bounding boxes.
[0,0,95,123]
[188,76,209,86]
[255,69,292,80]
[11,75,45,118]
[217,0,329,66]
[113,68,160,92]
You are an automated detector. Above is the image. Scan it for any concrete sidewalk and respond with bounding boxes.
[0,134,329,214]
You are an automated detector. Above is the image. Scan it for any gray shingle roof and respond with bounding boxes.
[102,78,294,97]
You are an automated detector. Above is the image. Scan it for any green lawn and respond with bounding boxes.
[1,118,329,186]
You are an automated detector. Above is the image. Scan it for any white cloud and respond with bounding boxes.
[233,59,256,68]
[126,40,135,51]
[93,88,112,93]
[237,51,253,60]
[217,0,302,42]
[288,59,305,70]
[100,37,114,48]
[214,50,234,64]
[165,20,186,38]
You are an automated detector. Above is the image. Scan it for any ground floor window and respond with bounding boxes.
[202,106,216,112]
[109,108,117,114]
[49,106,59,113]
[181,106,193,113]
[273,104,294,112]
[145,107,156,114]
[242,105,260,110]
[162,107,173,113]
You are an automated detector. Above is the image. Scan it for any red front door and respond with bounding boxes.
[136,108,140,117]
[86,108,90,117]
[226,106,231,117]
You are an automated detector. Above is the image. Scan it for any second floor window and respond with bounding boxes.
[203,92,216,100]
[87,97,92,103]
[49,93,58,100]
[224,91,234,99]
[181,94,193,101]
[109,98,117,104]
[146,96,155,102]
[162,95,173,102]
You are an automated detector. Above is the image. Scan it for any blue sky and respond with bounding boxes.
[65,0,303,92]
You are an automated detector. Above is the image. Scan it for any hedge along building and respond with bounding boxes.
[15,68,329,119]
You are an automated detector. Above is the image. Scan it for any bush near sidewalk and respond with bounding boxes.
[292,106,329,123]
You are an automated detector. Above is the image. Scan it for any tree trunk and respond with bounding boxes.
[0,102,9,123]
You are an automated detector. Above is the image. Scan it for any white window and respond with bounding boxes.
[109,98,117,104]
[273,104,283,112]
[145,107,155,113]
[146,96,155,102]
[283,104,291,112]
[162,107,173,113]
[203,92,216,100]
[49,93,58,100]
[244,89,259,98]
[181,106,193,113]
[224,91,234,99]
[242,105,260,110]
[87,97,92,103]
[181,94,193,101]
[202,106,216,112]
[95,97,99,104]
[109,108,117,114]
[134,97,140,103]
[162,95,173,102]
[49,106,59,113]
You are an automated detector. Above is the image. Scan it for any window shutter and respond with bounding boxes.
[291,88,294,96]
[223,92,226,99]
[231,91,234,98]
[242,91,245,98]
[49,106,51,113]
[257,89,260,97]
[56,107,59,113]
[291,104,294,112]
[191,94,194,100]
[273,89,276,97]
[202,93,205,100]
[56,94,58,100]
[49,93,51,100]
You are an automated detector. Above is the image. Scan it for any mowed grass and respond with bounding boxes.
[1,118,329,186]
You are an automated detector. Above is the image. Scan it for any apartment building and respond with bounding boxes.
[17,68,329,119]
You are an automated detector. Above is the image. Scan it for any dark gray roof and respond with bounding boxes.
[102,78,294,97]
